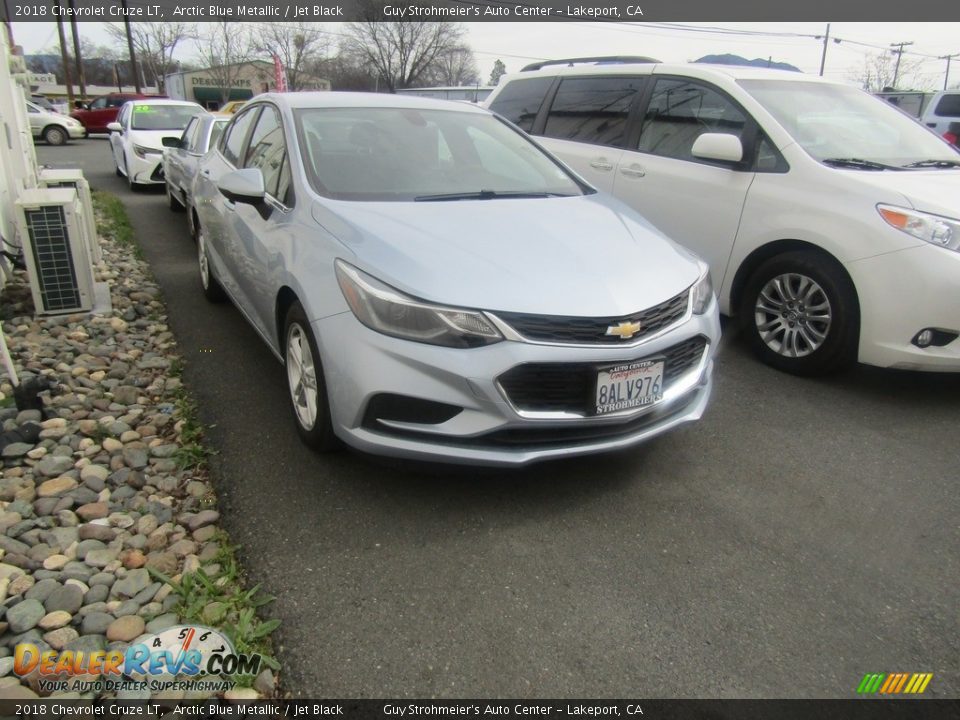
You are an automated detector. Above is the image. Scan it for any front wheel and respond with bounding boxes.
[284,302,339,452]
[196,226,226,303]
[739,251,859,376]
[44,126,67,146]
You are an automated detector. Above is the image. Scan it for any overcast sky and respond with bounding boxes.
[10,21,960,89]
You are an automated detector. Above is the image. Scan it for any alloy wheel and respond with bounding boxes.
[754,272,832,358]
[286,324,319,431]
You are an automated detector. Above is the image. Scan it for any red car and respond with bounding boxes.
[70,92,165,134]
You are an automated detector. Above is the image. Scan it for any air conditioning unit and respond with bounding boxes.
[38,168,102,264]
[15,188,95,315]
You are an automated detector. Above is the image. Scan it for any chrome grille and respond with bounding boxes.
[495,290,689,345]
[498,335,708,414]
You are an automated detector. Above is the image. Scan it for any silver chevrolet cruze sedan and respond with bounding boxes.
[191,92,720,466]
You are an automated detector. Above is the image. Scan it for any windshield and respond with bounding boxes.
[739,80,960,168]
[294,107,585,201]
[131,104,200,131]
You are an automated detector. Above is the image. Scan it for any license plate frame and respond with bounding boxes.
[593,358,665,416]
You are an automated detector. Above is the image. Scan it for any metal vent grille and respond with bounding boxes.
[23,206,82,312]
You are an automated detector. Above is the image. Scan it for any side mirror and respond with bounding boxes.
[161,136,182,148]
[106,122,122,133]
[217,168,265,205]
[691,133,744,164]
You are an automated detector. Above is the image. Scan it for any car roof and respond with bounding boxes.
[128,99,203,107]
[250,91,490,115]
[507,61,836,85]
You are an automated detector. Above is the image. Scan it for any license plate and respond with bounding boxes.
[595,359,664,415]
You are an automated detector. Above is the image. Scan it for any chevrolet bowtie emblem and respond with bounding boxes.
[605,320,642,340]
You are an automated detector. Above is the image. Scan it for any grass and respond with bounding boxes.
[92,190,140,258]
[148,533,281,686]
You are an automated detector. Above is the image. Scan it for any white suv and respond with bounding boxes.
[486,60,960,374]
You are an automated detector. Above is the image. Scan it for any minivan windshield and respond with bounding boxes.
[740,80,960,168]
[294,107,586,201]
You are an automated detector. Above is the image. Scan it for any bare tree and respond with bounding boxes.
[852,50,934,92]
[253,22,331,91]
[193,22,255,105]
[489,59,507,86]
[420,45,479,87]
[344,14,467,92]
[105,21,195,92]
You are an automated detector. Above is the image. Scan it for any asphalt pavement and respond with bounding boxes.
[36,138,959,698]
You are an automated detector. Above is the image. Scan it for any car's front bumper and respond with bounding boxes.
[66,125,85,139]
[847,243,960,371]
[314,302,721,466]
[128,153,165,185]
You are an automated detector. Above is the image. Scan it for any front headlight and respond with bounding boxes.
[690,269,713,315]
[877,204,960,252]
[335,260,503,348]
[133,144,161,159]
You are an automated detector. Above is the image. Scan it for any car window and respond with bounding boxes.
[295,106,584,202]
[488,76,553,132]
[117,104,130,127]
[181,118,199,150]
[26,103,39,114]
[90,97,107,110]
[638,79,747,162]
[934,93,960,117]
[222,107,260,166]
[130,104,199,131]
[207,120,228,152]
[108,96,127,108]
[543,76,643,147]
[244,105,290,203]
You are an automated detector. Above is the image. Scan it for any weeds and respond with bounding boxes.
[92,190,140,258]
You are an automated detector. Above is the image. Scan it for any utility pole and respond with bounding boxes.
[889,41,914,89]
[121,0,141,93]
[819,23,830,77]
[55,18,75,109]
[940,53,960,91]
[67,0,87,104]
[2,0,15,50]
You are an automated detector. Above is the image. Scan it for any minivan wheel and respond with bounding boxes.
[44,126,67,146]
[196,226,226,303]
[740,251,859,375]
[284,302,339,452]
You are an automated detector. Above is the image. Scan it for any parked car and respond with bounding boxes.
[30,94,60,113]
[920,90,960,146]
[219,100,247,114]
[161,112,230,224]
[486,60,960,374]
[24,100,84,145]
[191,92,720,466]
[71,92,163,134]
[108,99,204,189]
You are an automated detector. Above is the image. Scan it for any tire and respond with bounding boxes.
[283,301,339,452]
[739,250,859,376]
[196,225,226,303]
[123,154,141,192]
[43,126,67,146]
[166,181,183,211]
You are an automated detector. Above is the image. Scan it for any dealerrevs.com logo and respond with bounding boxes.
[14,625,262,694]
[857,672,934,695]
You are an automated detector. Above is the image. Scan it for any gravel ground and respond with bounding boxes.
[0,199,275,701]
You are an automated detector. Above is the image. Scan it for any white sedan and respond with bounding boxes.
[25,101,84,145]
[108,99,203,190]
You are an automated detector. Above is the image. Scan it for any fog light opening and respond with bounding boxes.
[911,328,959,348]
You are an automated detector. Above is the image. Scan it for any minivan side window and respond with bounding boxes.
[488,76,553,132]
[638,79,747,163]
[933,93,960,117]
[221,107,260,166]
[543,76,643,147]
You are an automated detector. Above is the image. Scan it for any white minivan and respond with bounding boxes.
[487,60,960,374]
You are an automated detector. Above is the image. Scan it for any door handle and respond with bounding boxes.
[620,165,646,178]
[589,159,614,171]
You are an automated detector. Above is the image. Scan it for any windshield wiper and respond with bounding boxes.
[821,158,903,171]
[901,159,960,169]
[414,190,572,202]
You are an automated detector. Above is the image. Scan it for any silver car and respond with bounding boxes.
[162,112,230,228]
[191,93,720,466]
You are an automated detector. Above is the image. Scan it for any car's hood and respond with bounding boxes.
[312,195,702,317]
[127,129,183,150]
[847,169,960,217]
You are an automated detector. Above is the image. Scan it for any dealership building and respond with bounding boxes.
[164,60,330,110]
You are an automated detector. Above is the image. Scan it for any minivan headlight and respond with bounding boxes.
[690,270,713,314]
[335,260,503,348]
[877,204,960,252]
